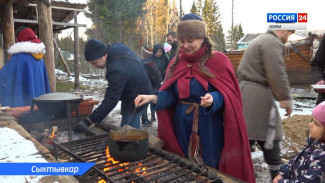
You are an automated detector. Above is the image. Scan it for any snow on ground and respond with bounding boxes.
[0,127,48,183]
[56,69,108,89]
[276,99,315,119]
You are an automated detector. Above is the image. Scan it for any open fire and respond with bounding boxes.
[97,146,146,183]
[54,134,231,183]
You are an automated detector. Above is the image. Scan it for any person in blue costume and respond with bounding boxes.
[0,27,50,108]
[135,14,255,183]
[74,39,152,132]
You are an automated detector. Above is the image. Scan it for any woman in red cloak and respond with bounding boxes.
[135,14,255,183]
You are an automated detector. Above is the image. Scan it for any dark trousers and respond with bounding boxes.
[150,103,155,118]
[249,140,283,167]
[141,104,149,122]
[141,103,156,123]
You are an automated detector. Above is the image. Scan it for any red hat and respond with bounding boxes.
[16,28,41,43]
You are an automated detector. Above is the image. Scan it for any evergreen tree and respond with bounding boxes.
[58,36,74,54]
[202,0,225,51]
[85,0,146,51]
[226,24,244,50]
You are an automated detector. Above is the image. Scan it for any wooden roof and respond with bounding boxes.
[237,33,262,44]
[0,0,87,34]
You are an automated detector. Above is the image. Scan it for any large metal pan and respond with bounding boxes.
[109,129,148,162]
[32,92,83,117]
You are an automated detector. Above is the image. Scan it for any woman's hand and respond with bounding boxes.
[134,95,158,107]
[200,93,213,107]
[272,174,283,183]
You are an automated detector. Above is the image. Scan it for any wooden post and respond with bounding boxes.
[53,38,72,77]
[74,11,80,89]
[2,1,15,63]
[37,0,56,92]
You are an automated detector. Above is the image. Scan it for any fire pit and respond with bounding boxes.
[28,93,83,141]
[54,134,243,183]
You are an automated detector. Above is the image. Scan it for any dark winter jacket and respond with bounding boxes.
[311,34,325,104]
[169,41,179,62]
[278,138,325,183]
[141,58,162,90]
[89,43,152,123]
[151,44,169,80]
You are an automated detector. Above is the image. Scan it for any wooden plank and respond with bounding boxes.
[14,18,86,27]
[28,3,86,12]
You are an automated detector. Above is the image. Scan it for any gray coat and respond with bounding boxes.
[237,31,292,141]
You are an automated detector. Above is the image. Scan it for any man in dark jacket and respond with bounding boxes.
[74,39,152,132]
[311,34,325,105]
[166,31,179,62]
[140,58,162,126]
[151,44,169,80]
[150,44,168,121]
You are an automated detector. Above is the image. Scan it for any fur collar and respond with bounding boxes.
[8,41,46,54]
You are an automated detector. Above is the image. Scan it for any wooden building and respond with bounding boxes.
[0,0,87,91]
[226,38,313,87]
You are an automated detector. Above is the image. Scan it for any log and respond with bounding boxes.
[37,0,56,92]
[73,11,80,89]
[53,38,72,77]
[2,1,15,63]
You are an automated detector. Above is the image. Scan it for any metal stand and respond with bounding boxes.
[27,101,35,133]
[28,100,80,142]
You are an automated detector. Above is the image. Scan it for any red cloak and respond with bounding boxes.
[157,49,256,183]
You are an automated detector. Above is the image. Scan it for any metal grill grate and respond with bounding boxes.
[54,134,225,183]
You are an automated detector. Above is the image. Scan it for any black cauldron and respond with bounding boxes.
[32,92,83,117]
[109,129,148,162]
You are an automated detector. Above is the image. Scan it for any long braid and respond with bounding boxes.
[199,37,214,78]
[167,49,181,79]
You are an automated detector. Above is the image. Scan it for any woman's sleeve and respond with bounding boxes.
[203,91,224,114]
[155,87,176,110]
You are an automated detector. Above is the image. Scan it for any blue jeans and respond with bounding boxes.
[120,111,142,129]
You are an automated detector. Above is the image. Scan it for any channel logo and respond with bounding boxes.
[267,13,307,30]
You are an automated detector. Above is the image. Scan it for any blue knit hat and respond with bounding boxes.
[181,13,203,21]
[84,39,109,61]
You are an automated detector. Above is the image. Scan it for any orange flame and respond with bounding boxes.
[97,179,106,183]
[50,130,55,138]
[103,146,146,175]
